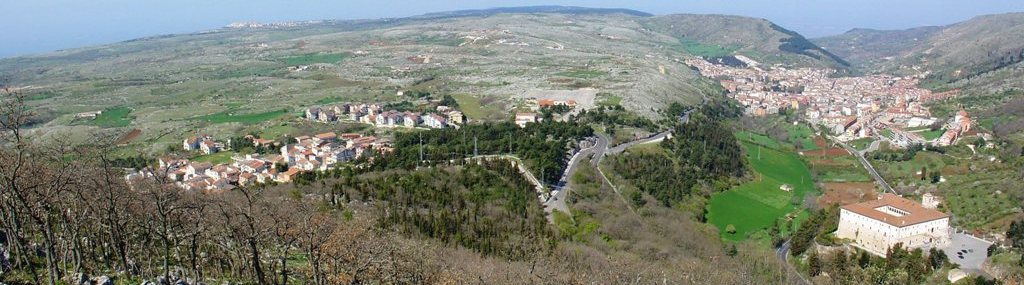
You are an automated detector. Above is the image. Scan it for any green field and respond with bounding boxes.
[785,123,819,150]
[736,131,782,149]
[596,92,622,107]
[817,170,872,182]
[259,124,300,139]
[679,38,738,58]
[90,106,133,128]
[847,137,874,150]
[451,94,503,121]
[873,151,953,185]
[314,96,347,105]
[191,151,235,164]
[918,129,945,140]
[280,53,348,66]
[191,109,289,124]
[880,129,894,137]
[708,137,817,241]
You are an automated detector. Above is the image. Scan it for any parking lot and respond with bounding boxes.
[943,231,993,272]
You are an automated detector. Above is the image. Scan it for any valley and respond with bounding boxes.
[4,5,1024,285]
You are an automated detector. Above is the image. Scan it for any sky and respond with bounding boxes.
[2,0,1023,58]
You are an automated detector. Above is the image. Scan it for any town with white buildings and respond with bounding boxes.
[685,58,974,148]
[304,102,464,129]
[127,131,393,193]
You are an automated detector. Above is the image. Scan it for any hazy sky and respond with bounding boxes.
[3,0,1023,58]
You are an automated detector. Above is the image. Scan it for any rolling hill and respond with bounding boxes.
[816,13,1024,143]
[0,6,843,153]
[815,12,1024,89]
[642,14,850,68]
[812,26,943,69]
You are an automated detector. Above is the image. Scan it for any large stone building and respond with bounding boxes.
[837,194,950,256]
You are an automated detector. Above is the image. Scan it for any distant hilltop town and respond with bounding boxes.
[225,21,322,29]
[685,58,977,148]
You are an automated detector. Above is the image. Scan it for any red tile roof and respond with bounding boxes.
[841,194,948,228]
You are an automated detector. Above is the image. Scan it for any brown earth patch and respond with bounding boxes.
[809,159,845,166]
[115,129,142,145]
[802,147,848,157]
[818,182,877,206]
[814,137,827,148]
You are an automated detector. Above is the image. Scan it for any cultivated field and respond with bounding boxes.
[707,133,817,241]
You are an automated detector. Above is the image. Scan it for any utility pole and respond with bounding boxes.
[541,166,545,190]
[419,133,423,167]
[474,136,478,157]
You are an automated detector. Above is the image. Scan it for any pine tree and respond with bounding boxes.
[808,251,822,277]
[858,250,871,268]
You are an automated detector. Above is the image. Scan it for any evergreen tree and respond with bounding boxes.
[858,250,871,268]
[808,251,822,277]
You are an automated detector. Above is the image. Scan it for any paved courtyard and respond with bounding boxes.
[943,230,993,272]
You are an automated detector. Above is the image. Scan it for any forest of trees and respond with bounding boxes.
[805,243,948,284]
[607,104,745,207]
[575,105,658,132]
[373,120,592,185]
[367,161,554,260]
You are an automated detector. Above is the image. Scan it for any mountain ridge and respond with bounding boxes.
[413,5,654,19]
[814,12,1024,85]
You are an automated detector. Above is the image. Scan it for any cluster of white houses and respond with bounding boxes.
[305,103,464,129]
[140,132,392,193]
[837,193,951,256]
[182,135,222,154]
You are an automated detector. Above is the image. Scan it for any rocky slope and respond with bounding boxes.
[815,12,1024,86]
[0,7,842,149]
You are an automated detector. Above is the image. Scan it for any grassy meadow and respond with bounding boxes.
[191,109,291,124]
[708,132,817,241]
[90,106,133,128]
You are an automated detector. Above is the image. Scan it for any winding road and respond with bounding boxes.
[607,131,672,155]
[775,240,813,285]
[543,136,606,214]
[833,138,896,194]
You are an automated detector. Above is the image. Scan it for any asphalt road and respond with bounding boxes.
[544,104,695,215]
[834,138,895,194]
[589,134,609,166]
[607,131,670,155]
[775,240,813,285]
[544,136,605,214]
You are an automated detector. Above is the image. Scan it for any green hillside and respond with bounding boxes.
[642,14,850,68]
[815,13,1024,84]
